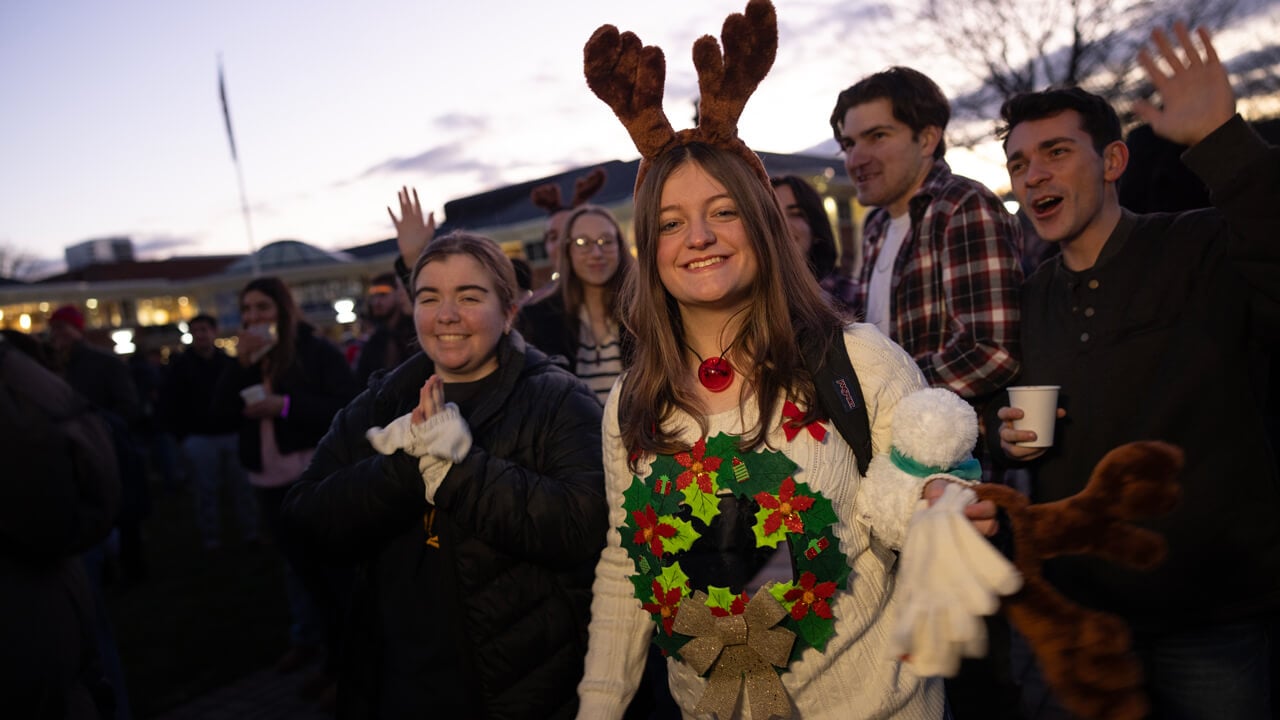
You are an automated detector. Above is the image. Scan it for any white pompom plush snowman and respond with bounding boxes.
[870,387,1022,677]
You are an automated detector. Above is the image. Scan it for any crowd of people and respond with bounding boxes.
[3,3,1278,719]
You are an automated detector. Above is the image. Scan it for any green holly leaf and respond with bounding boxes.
[705,585,740,613]
[653,476,684,516]
[653,630,688,659]
[681,481,720,526]
[793,528,850,588]
[791,479,837,532]
[769,580,797,610]
[704,432,739,459]
[648,453,685,483]
[661,516,701,556]
[753,504,789,548]
[796,611,837,652]
[622,476,651,513]
[731,447,798,498]
[655,562,690,596]
[630,573,653,601]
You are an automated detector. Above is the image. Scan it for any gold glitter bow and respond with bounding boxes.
[673,589,796,720]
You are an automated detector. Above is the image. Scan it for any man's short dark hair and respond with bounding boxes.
[830,66,950,160]
[370,271,398,289]
[998,87,1122,155]
[190,314,217,330]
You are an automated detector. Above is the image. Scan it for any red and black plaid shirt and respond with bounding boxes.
[853,160,1024,400]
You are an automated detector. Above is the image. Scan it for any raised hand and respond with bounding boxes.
[387,186,435,267]
[1133,22,1236,147]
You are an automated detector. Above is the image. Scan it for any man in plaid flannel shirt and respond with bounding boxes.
[830,67,1024,404]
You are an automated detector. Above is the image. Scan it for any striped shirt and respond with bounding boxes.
[575,306,623,404]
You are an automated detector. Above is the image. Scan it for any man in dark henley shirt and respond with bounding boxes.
[994,24,1280,720]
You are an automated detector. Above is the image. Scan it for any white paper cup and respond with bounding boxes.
[239,383,267,405]
[1007,385,1060,448]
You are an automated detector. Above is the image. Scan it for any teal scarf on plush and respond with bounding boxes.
[889,446,982,481]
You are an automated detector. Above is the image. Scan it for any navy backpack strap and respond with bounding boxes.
[803,328,873,476]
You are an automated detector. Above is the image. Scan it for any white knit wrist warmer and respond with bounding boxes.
[366,402,472,462]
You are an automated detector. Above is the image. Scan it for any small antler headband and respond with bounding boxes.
[583,0,777,190]
[530,167,608,215]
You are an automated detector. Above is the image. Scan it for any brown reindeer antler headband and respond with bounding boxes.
[530,167,608,215]
[583,0,777,189]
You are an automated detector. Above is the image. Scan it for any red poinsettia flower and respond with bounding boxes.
[754,476,815,535]
[674,437,722,493]
[641,580,684,635]
[710,592,749,617]
[783,571,837,621]
[631,505,678,557]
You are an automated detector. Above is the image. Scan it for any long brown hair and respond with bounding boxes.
[620,142,844,465]
[558,205,632,335]
[239,276,304,386]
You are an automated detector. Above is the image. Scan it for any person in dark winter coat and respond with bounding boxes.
[284,231,608,720]
[212,277,360,695]
[0,331,121,719]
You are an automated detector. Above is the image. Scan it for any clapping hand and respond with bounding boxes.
[1134,22,1236,147]
[412,375,445,426]
[388,186,436,267]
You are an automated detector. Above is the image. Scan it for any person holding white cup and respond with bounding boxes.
[992,24,1280,719]
[997,386,1065,459]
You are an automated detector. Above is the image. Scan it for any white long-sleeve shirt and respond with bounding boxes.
[578,323,946,720]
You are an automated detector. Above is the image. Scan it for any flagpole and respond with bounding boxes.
[218,56,260,276]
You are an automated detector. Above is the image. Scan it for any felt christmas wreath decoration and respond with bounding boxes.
[620,431,848,665]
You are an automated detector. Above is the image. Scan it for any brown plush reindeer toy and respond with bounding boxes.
[975,442,1183,720]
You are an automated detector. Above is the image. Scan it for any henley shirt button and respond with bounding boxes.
[1080,332,1091,342]
[1084,307,1095,317]
[1088,279,1100,290]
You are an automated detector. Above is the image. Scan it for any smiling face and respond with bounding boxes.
[837,97,939,217]
[772,184,813,256]
[240,289,279,328]
[1005,109,1126,256]
[413,254,517,383]
[566,211,622,288]
[655,161,759,318]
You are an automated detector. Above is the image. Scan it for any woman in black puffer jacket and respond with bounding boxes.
[284,231,607,720]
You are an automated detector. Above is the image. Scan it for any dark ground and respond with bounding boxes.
[103,475,314,718]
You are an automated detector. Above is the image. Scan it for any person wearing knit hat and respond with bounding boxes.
[47,304,139,425]
[50,303,85,331]
[48,302,147,584]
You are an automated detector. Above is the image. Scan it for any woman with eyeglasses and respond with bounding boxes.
[518,205,634,404]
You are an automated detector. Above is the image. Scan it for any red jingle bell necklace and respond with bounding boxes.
[686,333,740,393]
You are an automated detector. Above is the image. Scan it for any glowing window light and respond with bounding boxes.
[334,298,357,324]
[112,329,136,355]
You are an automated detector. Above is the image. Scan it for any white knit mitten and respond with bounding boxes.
[366,403,472,462]
[889,482,1022,676]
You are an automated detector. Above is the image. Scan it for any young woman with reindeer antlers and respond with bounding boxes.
[574,2,997,718]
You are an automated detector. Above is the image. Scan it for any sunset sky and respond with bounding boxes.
[2,0,1274,277]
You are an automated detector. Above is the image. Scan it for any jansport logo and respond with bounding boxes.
[834,378,857,412]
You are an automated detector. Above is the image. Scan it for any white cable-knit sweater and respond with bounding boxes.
[578,324,946,720]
